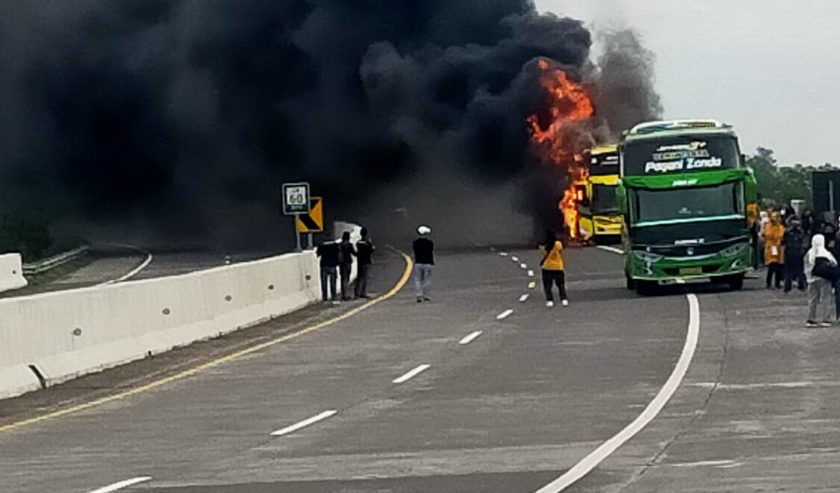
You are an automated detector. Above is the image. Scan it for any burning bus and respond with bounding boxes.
[577,145,621,243]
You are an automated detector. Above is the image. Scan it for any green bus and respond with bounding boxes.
[618,120,757,294]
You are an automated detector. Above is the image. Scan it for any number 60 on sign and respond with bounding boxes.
[282,182,311,215]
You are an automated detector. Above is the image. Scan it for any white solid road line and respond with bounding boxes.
[534,294,701,493]
[87,477,153,493]
[98,246,154,286]
[596,245,624,255]
[392,364,431,384]
[496,309,514,320]
[271,410,338,436]
[519,294,529,303]
[459,331,483,345]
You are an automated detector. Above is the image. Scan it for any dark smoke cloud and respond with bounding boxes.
[0,1,660,249]
[594,29,663,137]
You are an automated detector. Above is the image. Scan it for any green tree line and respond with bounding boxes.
[746,147,836,208]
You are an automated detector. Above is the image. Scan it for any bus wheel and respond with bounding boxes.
[625,274,636,291]
[727,274,745,291]
[636,280,656,296]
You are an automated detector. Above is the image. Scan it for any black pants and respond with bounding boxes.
[320,266,337,301]
[766,262,783,288]
[339,264,352,300]
[784,259,806,292]
[542,269,567,301]
[354,264,370,298]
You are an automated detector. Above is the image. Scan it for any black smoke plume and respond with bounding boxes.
[0,1,660,250]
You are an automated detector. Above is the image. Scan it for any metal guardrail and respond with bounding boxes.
[22,246,90,276]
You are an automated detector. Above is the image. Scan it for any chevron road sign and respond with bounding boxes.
[296,197,324,233]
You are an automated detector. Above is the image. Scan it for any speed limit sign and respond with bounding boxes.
[282,182,311,215]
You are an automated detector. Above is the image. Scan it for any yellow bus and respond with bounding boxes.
[578,145,621,243]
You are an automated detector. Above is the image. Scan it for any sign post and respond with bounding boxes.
[282,182,311,252]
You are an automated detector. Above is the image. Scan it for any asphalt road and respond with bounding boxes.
[3,247,280,298]
[1,247,838,492]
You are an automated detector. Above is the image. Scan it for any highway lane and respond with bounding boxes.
[5,246,819,492]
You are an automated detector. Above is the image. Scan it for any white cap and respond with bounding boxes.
[417,225,432,235]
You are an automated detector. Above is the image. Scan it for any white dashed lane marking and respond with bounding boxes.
[271,410,338,437]
[458,331,483,345]
[392,364,431,384]
[496,309,514,320]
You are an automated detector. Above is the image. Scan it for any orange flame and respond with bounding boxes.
[527,58,595,240]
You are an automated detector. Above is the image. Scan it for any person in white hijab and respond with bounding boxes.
[804,234,837,327]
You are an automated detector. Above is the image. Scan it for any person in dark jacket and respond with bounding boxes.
[315,236,340,304]
[823,224,840,321]
[338,231,357,301]
[354,227,375,299]
[412,225,434,303]
[783,217,807,293]
[802,208,816,240]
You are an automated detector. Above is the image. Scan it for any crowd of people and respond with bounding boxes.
[315,224,436,306]
[760,207,840,327]
[315,228,376,305]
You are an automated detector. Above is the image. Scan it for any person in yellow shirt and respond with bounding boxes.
[539,230,568,307]
[763,211,785,289]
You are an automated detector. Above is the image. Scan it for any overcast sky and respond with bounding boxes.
[536,0,840,166]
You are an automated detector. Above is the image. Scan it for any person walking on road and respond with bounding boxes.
[315,235,340,304]
[783,217,807,293]
[412,225,434,303]
[763,211,785,289]
[804,234,838,327]
[539,229,568,308]
[338,231,357,301]
[354,227,375,299]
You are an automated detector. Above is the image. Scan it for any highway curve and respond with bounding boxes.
[0,247,836,492]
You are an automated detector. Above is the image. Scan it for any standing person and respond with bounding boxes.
[802,208,816,239]
[412,225,434,303]
[825,226,840,321]
[354,227,375,299]
[763,211,785,289]
[758,210,769,267]
[804,234,837,327]
[783,217,807,293]
[539,229,568,307]
[315,235,340,304]
[338,231,356,301]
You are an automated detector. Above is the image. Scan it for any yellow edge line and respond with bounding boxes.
[0,253,414,434]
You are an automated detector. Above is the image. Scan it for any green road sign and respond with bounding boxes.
[282,182,310,215]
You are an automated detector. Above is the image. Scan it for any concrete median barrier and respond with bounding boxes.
[0,224,364,399]
[0,253,28,294]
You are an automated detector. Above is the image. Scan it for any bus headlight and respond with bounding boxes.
[719,242,748,258]
[633,250,663,263]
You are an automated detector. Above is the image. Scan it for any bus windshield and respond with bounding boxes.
[592,184,618,214]
[632,182,744,224]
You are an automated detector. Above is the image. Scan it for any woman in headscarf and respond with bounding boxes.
[763,211,785,289]
[804,234,837,327]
